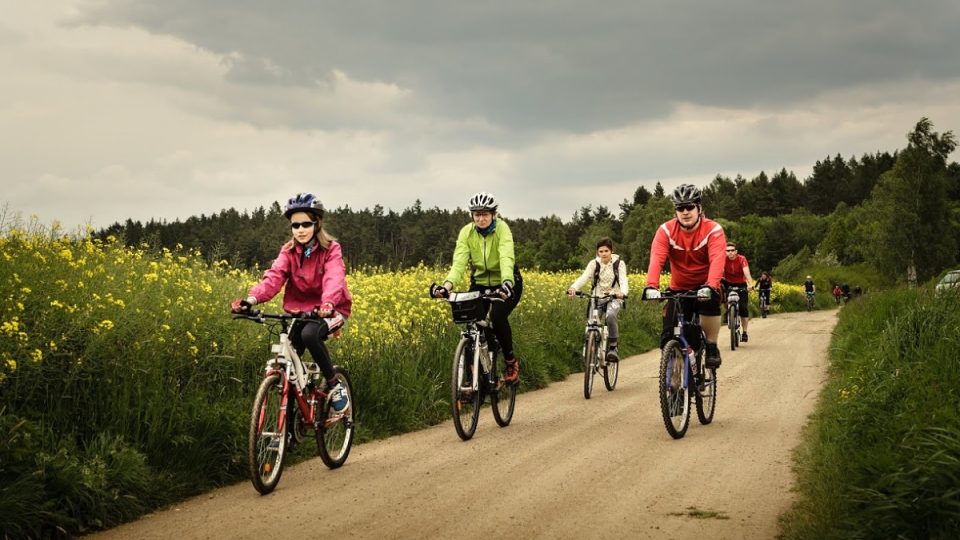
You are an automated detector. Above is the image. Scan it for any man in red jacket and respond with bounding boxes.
[643,184,727,368]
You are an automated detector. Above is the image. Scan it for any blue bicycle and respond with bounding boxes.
[650,290,718,439]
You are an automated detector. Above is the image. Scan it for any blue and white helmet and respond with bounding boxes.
[284,192,324,219]
[468,192,498,212]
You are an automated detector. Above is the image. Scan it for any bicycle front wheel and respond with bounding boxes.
[248,373,288,494]
[491,354,516,427]
[451,338,481,441]
[317,367,355,469]
[728,305,739,351]
[583,331,598,399]
[603,344,618,391]
[695,348,717,425]
[761,298,768,318]
[659,340,690,439]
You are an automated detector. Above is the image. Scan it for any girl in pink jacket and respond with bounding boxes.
[231,192,353,412]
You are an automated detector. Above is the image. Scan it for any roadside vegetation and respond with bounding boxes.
[780,286,960,538]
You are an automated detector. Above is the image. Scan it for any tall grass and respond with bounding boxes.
[780,287,960,538]
[0,223,817,536]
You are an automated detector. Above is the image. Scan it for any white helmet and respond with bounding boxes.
[468,192,498,212]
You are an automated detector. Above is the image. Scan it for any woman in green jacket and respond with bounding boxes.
[431,192,523,384]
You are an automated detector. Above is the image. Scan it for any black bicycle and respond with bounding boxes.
[758,289,770,318]
[648,290,718,439]
[441,288,517,441]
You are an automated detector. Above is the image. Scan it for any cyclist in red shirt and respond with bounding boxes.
[722,241,755,342]
[643,184,727,368]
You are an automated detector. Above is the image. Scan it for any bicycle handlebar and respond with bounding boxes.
[570,291,627,300]
[232,310,321,323]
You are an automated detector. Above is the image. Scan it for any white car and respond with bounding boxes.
[935,270,960,292]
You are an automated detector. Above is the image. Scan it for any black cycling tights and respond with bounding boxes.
[470,279,523,361]
[290,319,336,381]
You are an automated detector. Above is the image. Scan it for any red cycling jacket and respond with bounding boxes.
[646,216,727,291]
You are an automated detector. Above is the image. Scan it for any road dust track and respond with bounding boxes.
[94,309,836,540]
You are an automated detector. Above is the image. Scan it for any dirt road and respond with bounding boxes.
[94,309,836,540]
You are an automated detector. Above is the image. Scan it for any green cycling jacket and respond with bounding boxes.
[443,219,516,288]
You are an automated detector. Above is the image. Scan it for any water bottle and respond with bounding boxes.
[480,344,492,373]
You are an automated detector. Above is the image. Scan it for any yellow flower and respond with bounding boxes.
[20,287,31,294]
[189,345,199,357]
[98,320,114,331]
[58,248,73,261]
[30,349,43,363]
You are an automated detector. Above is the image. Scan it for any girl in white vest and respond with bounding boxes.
[566,237,629,361]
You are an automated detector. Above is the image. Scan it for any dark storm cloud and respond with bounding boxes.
[73,0,960,134]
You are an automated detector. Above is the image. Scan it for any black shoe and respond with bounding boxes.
[705,343,722,369]
[741,333,748,343]
[606,347,619,363]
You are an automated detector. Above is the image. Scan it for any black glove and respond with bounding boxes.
[430,283,449,298]
[499,281,514,299]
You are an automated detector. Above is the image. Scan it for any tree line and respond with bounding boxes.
[97,118,960,283]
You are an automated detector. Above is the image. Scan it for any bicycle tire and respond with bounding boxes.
[583,331,598,399]
[491,353,517,427]
[451,338,481,441]
[316,367,355,469]
[248,373,287,494]
[694,348,717,425]
[602,344,618,391]
[729,305,739,351]
[659,340,690,439]
[760,297,768,318]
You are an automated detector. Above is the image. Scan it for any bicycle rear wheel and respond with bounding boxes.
[728,305,739,351]
[659,340,690,439]
[583,331,598,399]
[451,338,481,441]
[602,344,618,391]
[248,373,287,494]
[317,367,355,469]
[491,353,516,427]
[695,349,717,425]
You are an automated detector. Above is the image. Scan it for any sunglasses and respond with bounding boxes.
[726,249,736,253]
[290,220,317,230]
[675,204,697,212]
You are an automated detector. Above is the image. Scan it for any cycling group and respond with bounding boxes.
[229,185,773,490]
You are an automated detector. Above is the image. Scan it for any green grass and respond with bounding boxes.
[779,287,960,539]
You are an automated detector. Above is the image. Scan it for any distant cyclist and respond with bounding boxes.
[804,276,816,307]
[642,184,727,369]
[756,271,773,310]
[567,237,629,362]
[721,241,755,342]
[431,192,522,384]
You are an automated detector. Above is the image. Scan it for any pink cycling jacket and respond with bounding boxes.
[248,240,353,317]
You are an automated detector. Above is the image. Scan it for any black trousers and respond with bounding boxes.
[470,276,523,360]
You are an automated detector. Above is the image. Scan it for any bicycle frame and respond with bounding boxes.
[664,299,699,391]
[577,292,612,368]
[241,313,331,433]
[456,319,500,395]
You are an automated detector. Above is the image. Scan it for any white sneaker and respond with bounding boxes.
[328,381,350,413]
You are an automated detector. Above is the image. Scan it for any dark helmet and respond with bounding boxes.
[284,192,324,219]
[671,184,702,206]
[468,192,498,212]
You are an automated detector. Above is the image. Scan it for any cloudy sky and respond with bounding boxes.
[3,0,960,230]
